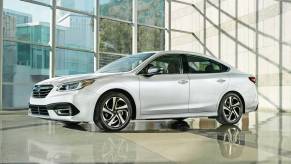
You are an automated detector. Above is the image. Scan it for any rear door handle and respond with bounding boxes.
[178,79,188,84]
[217,79,226,83]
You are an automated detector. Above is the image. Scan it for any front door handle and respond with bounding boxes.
[217,79,226,83]
[178,79,188,84]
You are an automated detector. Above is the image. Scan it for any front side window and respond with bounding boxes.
[186,55,228,73]
[144,54,182,74]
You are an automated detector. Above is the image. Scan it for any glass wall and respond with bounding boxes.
[1,0,166,109]
[100,0,132,21]
[100,19,132,54]
[2,0,51,109]
[138,26,165,52]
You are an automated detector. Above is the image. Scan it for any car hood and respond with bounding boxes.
[36,73,121,86]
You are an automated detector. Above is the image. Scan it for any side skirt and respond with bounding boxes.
[136,112,218,120]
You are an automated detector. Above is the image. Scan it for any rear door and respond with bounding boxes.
[185,55,229,113]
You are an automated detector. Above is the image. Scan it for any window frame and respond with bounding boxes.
[183,54,230,74]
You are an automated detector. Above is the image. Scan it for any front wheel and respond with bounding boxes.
[94,92,132,132]
[216,93,243,125]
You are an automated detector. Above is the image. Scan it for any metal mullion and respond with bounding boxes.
[49,0,56,78]
[218,0,221,59]
[255,0,259,147]
[56,6,95,17]
[99,51,128,57]
[235,0,238,68]
[94,0,100,70]
[56,46,95,54]
[171,29,193,35]
[255,0,259,88]
[3,38,51,48]
[171,29,194,35]
[3,81,39,85]
[279,1,283,111]
[203,0,206,54]
[0,0,3,110]
[132,0,138,53]
[168,0,172,50]
[137,23,167,30]
[100,16,133,25]
[20,0,52,8]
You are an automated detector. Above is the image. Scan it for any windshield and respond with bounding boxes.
[97,53,155,73]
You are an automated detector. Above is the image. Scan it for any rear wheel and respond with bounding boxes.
[216,93,243,125]
[94,92,132,132]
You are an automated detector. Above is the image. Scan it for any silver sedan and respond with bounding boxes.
[29,51,259,131]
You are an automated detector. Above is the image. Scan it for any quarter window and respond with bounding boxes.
[186,55,228,73]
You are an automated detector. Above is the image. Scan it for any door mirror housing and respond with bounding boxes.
[144,66,163,77]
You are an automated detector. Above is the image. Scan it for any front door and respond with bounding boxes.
[139,54,189,115]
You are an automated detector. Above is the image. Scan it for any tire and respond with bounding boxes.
[94,92,132,132]
[171,120,189,131]
[216,93,243,125]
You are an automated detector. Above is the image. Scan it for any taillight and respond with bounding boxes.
[249,76,256,84]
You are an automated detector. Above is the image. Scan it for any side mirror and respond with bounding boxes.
[144,66,163,77]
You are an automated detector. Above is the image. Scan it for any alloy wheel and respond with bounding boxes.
[222,96,242,122]
[101,96,129,129]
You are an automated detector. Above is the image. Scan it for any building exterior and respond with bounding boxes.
[1,0,291,112]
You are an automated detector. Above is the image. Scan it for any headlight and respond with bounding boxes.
[57,79,95,91]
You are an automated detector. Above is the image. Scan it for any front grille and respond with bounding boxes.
[30,105,49,116]
[32,85,53,98]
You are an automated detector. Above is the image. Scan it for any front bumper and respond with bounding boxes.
[28,103,80,121]
[29,87,100,123]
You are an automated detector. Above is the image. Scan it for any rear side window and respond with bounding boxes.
[186,55,229,73]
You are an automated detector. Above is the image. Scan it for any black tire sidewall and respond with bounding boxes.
[94,92,132,132]
[218,93,243,125]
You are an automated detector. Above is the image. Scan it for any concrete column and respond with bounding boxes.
[49,0,56,78]
[203,0,206,54]
[218,0,221,59]
[94,0,100,70]
[255,0,259,88]
[132,0,138,54]
[167,0,171,50]
[235,0,238,68]
[279,1,283,111]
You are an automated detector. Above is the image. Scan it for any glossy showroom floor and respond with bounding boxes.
[0,111,291,163]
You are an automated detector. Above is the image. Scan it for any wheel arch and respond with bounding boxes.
[95,88,137,120]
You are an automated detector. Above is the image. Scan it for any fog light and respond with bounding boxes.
[48,103,79,116]
[54,106,72,116]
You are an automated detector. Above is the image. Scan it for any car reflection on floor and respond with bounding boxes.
[25,120,248,163]
[3,112,290,163]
